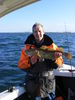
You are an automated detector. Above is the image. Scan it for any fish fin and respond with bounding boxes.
[37,51,41,58]
[64,52,72,59]
[59,47,63,52]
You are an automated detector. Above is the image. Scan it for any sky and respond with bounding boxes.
[0,0,75,32]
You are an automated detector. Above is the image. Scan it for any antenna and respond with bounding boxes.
[65,24,73,77]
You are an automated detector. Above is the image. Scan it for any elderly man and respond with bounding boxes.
[18,23,63,100]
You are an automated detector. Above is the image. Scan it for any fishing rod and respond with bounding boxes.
[65,24,73,77]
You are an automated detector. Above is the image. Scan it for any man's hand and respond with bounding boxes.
[55,52,62,60]
[30,55,38,64]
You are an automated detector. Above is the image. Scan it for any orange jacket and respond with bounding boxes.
[18,43,63,70]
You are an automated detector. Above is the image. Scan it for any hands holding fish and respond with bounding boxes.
[30,54,38,64]
[30,52,62,64]
[25,45,72,65]
[55,52,62,60]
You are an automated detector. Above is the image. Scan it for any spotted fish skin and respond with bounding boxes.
[25,46,72,60]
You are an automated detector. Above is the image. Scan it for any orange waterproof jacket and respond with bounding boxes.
[18,43,63,70]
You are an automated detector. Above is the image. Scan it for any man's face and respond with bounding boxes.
[33,25,44,42]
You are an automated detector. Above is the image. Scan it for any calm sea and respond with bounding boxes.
[0,32,75,92]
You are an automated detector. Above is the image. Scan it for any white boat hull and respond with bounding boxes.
[0,86,25,100]
[0,64,75,100]
[54,64,75,100]
[54,64,75,77]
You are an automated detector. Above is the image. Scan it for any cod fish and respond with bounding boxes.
[25,46,72,60]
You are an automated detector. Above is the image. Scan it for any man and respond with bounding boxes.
[18,23,63,100]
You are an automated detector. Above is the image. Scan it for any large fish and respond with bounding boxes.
[25,45,72,60]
